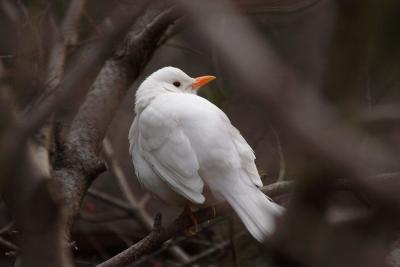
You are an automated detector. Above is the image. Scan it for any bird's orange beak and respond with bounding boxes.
[192,75,216,89]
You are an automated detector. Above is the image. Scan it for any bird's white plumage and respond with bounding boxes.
[129,67,283,241]
[138,103,205,204]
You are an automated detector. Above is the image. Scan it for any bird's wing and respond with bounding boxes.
[137,106,205,204]
[128,117,138,156]
[230,126,263,187]
[214,109,263,187]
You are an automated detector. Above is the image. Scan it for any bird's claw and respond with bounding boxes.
[184,205,199,235]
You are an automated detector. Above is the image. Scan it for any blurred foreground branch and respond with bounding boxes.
[1,89,71,267]
[31,0,87,185]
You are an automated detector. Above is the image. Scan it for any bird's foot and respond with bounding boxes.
[184,204,198,235]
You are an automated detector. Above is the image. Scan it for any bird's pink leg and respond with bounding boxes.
[184,204,198,234]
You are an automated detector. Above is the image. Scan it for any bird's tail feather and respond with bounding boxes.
[223,185,283,242]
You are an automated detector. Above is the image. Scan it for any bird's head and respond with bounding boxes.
[135,67,216,112]
[140,66,215,94]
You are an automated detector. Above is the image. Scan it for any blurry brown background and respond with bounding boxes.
[1,0,400,266]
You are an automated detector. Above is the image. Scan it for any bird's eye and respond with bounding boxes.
[173,81,181,87]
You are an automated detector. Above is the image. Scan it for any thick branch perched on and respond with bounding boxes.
[96,181,294,267]
[53,1,179,238]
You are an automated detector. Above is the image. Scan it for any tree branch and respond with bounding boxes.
[8,0,149,167]
[0,236,17,251]
[88,188,135,213]
[53,0,179,239]
[96,181,293,267]
[175,237,234,267]
[30,0,87,182]
[0,89,71,267]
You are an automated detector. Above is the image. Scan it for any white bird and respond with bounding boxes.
[128,66,283,241]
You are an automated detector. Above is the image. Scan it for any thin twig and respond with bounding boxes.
[0,236,17,251]
[106,226,135,248]
[87,189,137,216]
[139,194,151,209]
[175,234,242,267]
[46,1,86,89]
[271,127,286,182]
[79,212,131,223]
[240,0,322,14]
[102,139,153,229]
[178,232,247,267]
[0,221,14,235]
[130,217,228,267]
